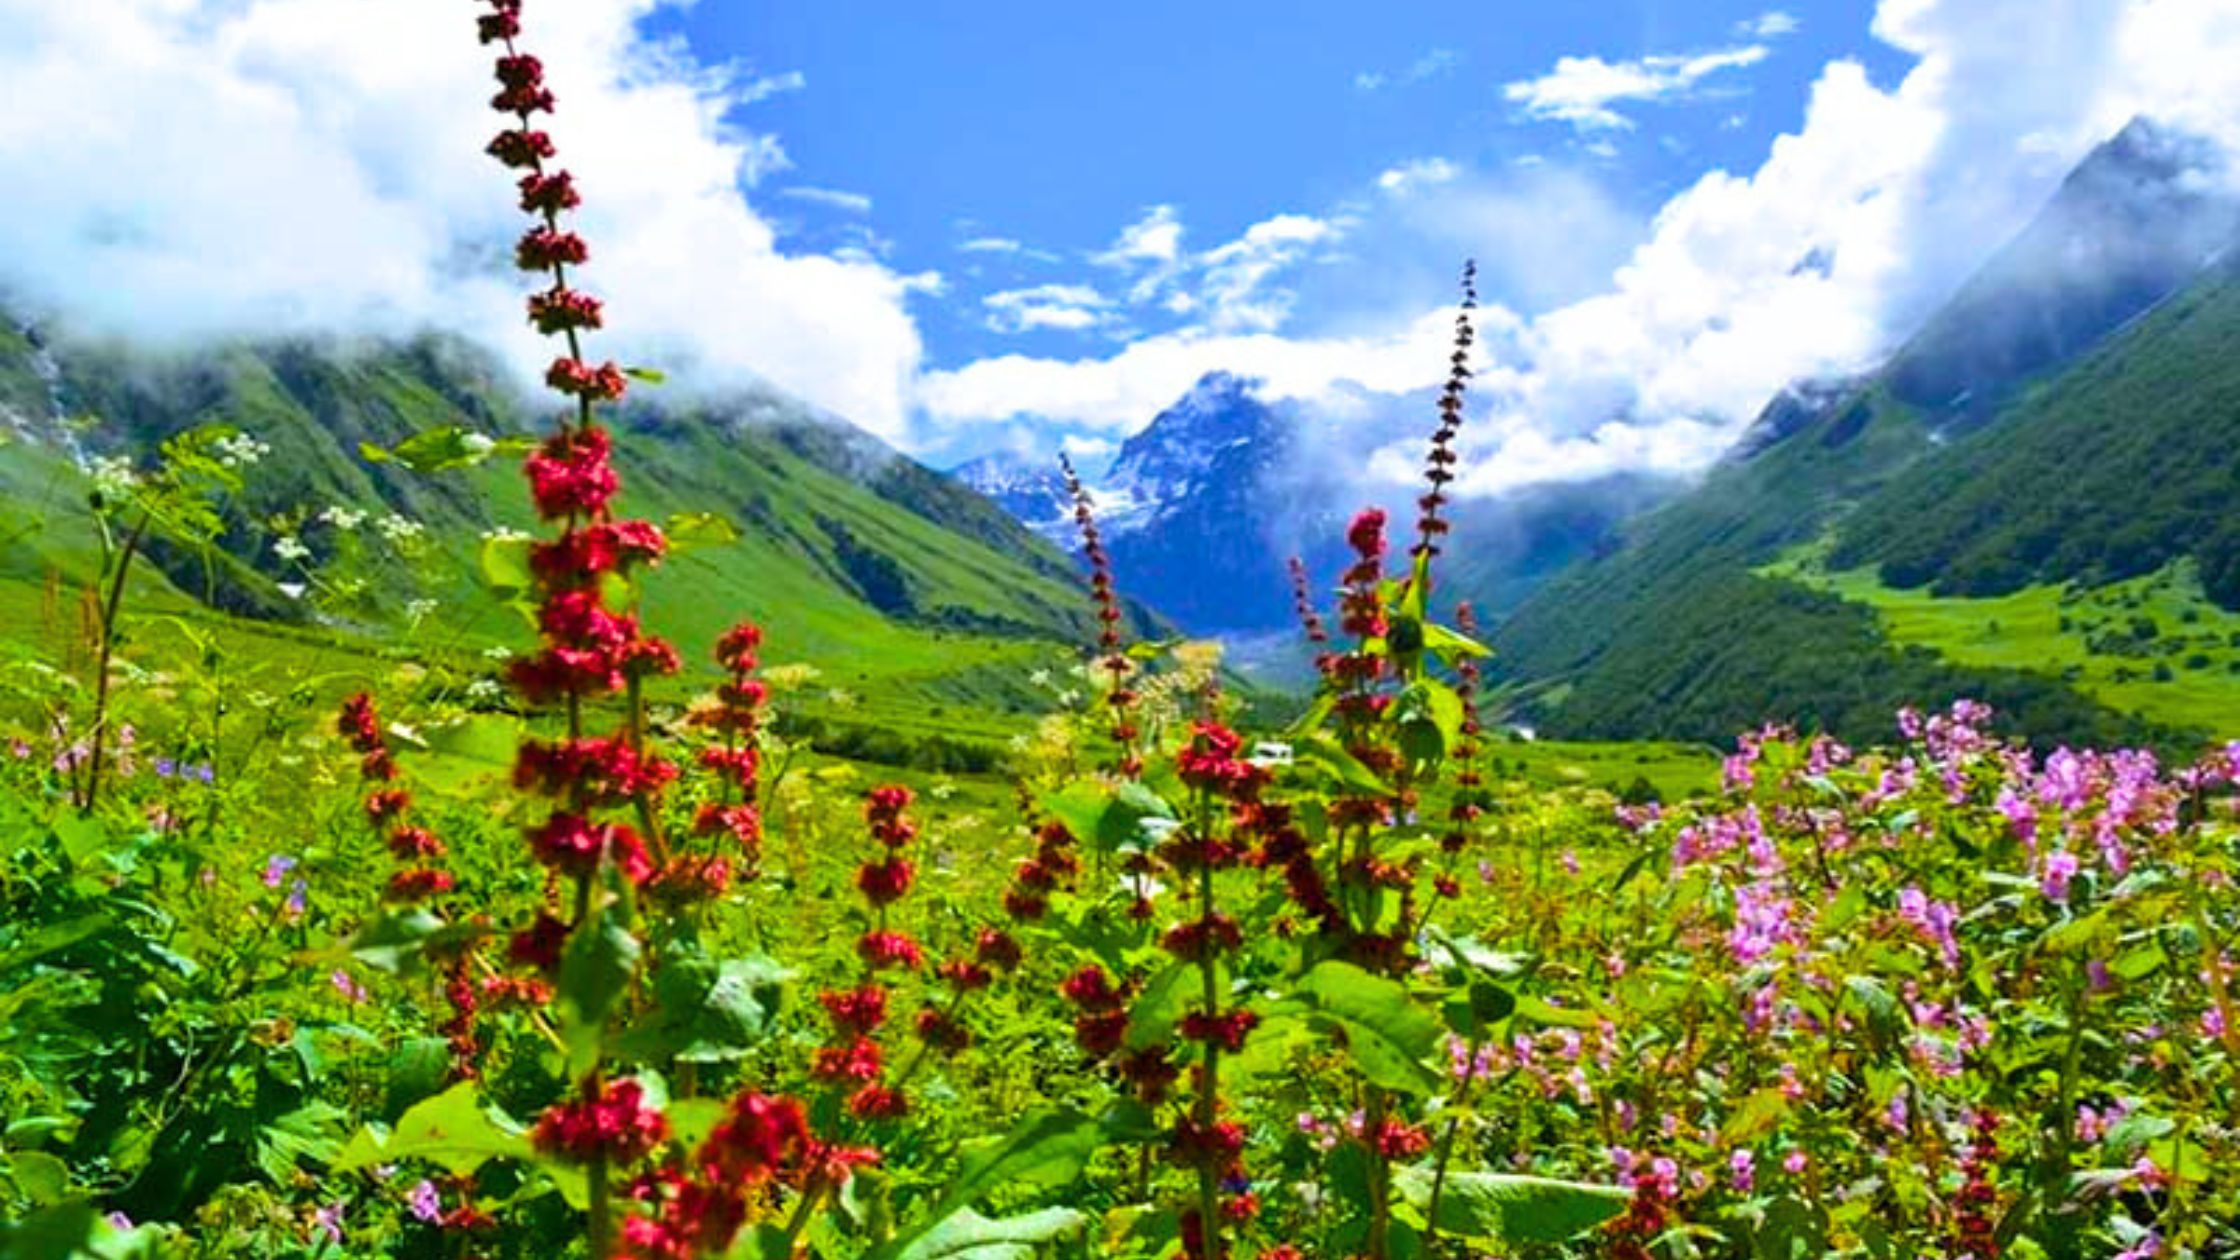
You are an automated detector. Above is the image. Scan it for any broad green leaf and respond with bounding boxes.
[1720,1088,1792,1144]
[361,426,525,473]
[409,715,520,795]
[891,1208,1087,1260]
[1423,621,1491,661]
[479,534,532,596]
[1125,961,1200,1052]
[256,1102,349,1184]
[623,365,668,384]
[558,901,641,1075]
[1394,1167,1629,1243]
[1298,962,1442,1094]
[384,1037,455,1121]
[1293,734,1390,797]
[872,1111,1101,1260]
[1511,994,1601,1031]
[619,953,789,1064]
[334,1081,531,1175]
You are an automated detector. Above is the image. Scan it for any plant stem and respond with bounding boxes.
[80,510,151,815]
[1423,1034,1484,1255]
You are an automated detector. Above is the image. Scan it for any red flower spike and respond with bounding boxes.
[531,1079,669,1165]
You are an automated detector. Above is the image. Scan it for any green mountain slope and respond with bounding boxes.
[1488,122,2240,751]
[0,325,1117,733]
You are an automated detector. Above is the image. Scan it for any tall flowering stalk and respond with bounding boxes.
[473,2,689,1250]
[1060,454,1141,779]
[1409,260,1477,576]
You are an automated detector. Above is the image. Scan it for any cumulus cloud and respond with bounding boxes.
[1376,158,1461,194]
[982,284,1113,334]
[922,0,2240,502]
[1504,44,1771,132]
[0,0,928,441]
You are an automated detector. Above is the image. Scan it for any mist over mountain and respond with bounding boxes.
[1490,115,2240,750]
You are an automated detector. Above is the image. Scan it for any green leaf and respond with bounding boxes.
[891,1208,1086,1260]
[1394,1168,1629,1243]
[362,426,525,473]
[1033,781,1175,857]
[872,1111,1101,1260]
[1510,994,1602,1031]
[1125,962,1200,1052]
[558,901,641,1075]
[619,953,789,1063]
[409,715,521,796]
[665,511,741,556]
[1423,621,1491,661]
[1293,734,1391,796]
[347,910,443,973]
[384,1037,455,1121]
[479,534,532,597]
[623,365,668,384]
[257,1102,350,1184]
[1720,1088,1792,1144]
[334,1081,531,1176]
[1297,962,1442,1094]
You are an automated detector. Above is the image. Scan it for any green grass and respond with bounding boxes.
[1486,736,1718,800]
[1763,543,2240,738]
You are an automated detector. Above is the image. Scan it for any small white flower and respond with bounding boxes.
[89,455,138,499]
[405,598,438,620]
[1028,669,1053,688]
[481,645,515,661]
[273,536,310,563]
[320,505,367,531]
[375,514,425,544]
[277,582,307,600]
[479,525,531,543]
[465,678,505,702]
[213,433,272,469]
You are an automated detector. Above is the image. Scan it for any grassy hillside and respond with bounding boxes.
[1490,261,2240,751]
[0,328,1129,749]
[1832,253,2240,606]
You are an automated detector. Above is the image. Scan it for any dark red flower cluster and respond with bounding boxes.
[531,1078,669,1165]
[1953,1111,2003,1259]
[1177,721,1268,801]
[615,1091,876,1259]
[1060,453,1142,777]
[685,619,768,874]
[1410,261,1477,571]
[546,356,628,402]
[336,692,453,903]
[1001,819,1080,920]
[1061,965,1130,1058]
[1179,1008,1259,1052]
[1247,801,1343,934]
[810,787,940,1120]
[1440,601,1487,864]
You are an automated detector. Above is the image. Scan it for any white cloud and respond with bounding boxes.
[958,236,1023,254]
[1095,204,1185,268]
[920,0,2240,500]
[1355,47,1460,93]
[735,69,806,104]
[1505,45,1771,132]
[1376,157,1461,194]
[0,0,926,442]
[1736,11,1801,39]
[779,185,872,214]
[982,283,1112,334]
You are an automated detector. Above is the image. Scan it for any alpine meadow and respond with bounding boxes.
[9,3,2240,1260]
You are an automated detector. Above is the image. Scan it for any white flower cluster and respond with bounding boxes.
[480,525,531,543]
[465,678,506,702]
[405,598,438,621]
[319,505,367,531]
[375,514,425,544]
[213,433,272,469]
[481,645,515,661]
[273,536,310,563]
[89,455,138,500]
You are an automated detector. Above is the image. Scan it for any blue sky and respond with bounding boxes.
[7,0,2236,485]
[656,1,1907,383]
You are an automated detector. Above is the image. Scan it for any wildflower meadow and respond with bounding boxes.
[2,5,2237,1260]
